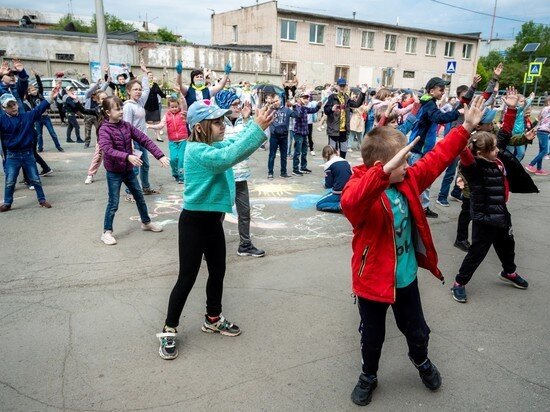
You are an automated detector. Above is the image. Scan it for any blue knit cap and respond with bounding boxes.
[215,90,239,109]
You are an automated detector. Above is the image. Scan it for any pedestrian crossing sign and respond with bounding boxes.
[446,61,457,74]
[528,62,542,77]
[524,73,534,84]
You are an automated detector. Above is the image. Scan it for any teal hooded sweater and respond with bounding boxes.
[183,120,267,213]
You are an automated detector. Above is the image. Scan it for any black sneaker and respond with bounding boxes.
[499,271,529,289]
[280,173,291,178]
[76,139,85,143]
[351,374,377,406]
[292,170,303,176]
[450,192,463,203]
[454,239,471,252]
[412,358,442,390]
[202,315,241,336]
[237,243,266,257]
[57,147,64,152]
[300,168,312,174]
[156,326,178,360]
[451,283,467,303]
[267,173,274,179]
[66,139,75,143]
[424,207,439,218]
[40,169,53,177]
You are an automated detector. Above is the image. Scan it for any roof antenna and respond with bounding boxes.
[353,11,356,20]
[396,16,399,26]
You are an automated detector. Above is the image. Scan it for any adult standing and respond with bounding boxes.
[176,60,231,108]
[283,70,299,101]
[144,71,166,142]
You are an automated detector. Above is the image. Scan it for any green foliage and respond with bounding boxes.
[478,22,549,94]
[50,14,92,33]
[90,13,135,33]
[156,27,179,43]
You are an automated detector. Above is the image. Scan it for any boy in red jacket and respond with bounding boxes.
[341,96,485,406]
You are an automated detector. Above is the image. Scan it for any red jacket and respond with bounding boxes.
[341,125,471,303]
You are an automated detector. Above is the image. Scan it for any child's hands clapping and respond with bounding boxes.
[502,86,518,107]
[462,95,486,132]
[158,156,170,168]
[383,137,420,175]
[254,106,275,130]
[128,155,143,167]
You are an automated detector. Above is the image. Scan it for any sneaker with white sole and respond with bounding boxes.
[201,315,241,336]
[310,150,316,156]
[156,327,178,360]
[101,231,117,245]
[84,175,93,184]
[141,222,163,232]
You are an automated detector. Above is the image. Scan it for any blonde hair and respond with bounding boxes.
[468,131,496,157]
[361,126,407,166]
[375,105,398,124]
[321,145,336,161]
[188,119,217,144]
[375,88,391,101]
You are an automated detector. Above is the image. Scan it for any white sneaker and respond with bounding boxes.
[317,127,323,132]
[141,222,163,232]
[310,150,316,156]
[84,175,93,184]
[101,231,117,245]
[348,148,353,153]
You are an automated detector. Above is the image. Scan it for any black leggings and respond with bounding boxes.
[358,278,430,375]
[307,123,314,151]
[165,210,226,327]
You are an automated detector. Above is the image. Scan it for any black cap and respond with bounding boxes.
[425,77,450,92]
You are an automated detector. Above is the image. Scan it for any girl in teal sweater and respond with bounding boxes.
[156,99,274,360]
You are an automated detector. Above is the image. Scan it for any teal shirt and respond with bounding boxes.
[385,186,418,288]
[183,121,267,213]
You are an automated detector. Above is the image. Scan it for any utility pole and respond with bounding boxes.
[489,0,497,43]
[94,0,109,76]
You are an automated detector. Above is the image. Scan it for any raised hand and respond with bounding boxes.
[462,95,486,132]
[140,59,147,73]
[0,61,9,76]
[224,61,232,75]
[50,83,62,100]
[383,137,420,175]
[472,74,482,87]
[12,59,24,72]
[502,86,518,107]
[361,84,368,94]
[254,106,275,130]
[524,128,537,141]
[175,60,183,75]
[493,62,504,78]
[103,64,110,74]
[242,101,251,119]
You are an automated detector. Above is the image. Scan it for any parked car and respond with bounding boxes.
[30,77,88,108]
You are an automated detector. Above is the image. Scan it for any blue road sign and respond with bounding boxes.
[446,61,457,74]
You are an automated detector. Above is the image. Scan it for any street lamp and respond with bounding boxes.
[522,43,540,95]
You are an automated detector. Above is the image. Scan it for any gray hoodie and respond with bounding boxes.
[122,75,150,133]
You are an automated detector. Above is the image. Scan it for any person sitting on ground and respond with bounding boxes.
[316,145,351,213]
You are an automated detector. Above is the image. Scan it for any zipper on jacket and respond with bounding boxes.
[358,246,370,277]
[381,197,397,301]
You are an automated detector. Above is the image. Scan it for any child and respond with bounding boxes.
[525,96,550,176]
[316,145,351,212]
[97,96,170,245]
[0,85,61,212]
[268,94,297,178]
[506,92,533,160]
[341,96,485,406]
[147,95,188,183]
[451,88,538,303]
[84,91,109,184]
[156,100,274,360]
[291,91,322,175]
[64,85,86,143]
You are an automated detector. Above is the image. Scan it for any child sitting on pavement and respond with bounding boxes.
[316,145,351,213]
[341,96,486,406]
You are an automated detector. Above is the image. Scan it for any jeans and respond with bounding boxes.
[168,140,186,181]
[316,191,341,212]
[165,210,226,327]
[506,144,526,161]
[104,170,150,231]
[348,130,362,150]
[529,130,549,170]
[293,133,308,171]
[235,180,251,245]
[268,133,288,175]
[36,116,61,151]
[409,152,430,209]
[443,122,452,136]
[364,115,374,136]
[66,113,81,141]
[456,220,516,285]
[22,138,50,183]
[287,131,294,156]
[307,123,314,151]
[437,157,459,201]
[132,141,150,189]
[3,149,46,205]
[358,278,430,375]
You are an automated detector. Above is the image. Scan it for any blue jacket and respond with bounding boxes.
[324,156,352,194]
[270,107,297,135]
[409,96,459,155]
[0,69,29,112]
[0,99,50,151]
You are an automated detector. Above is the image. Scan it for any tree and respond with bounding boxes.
[90,13,135,33]
[51,14,92,33]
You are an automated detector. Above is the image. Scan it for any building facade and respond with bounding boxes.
[212,1,480,92]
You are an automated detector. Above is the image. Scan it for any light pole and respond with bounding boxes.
[95,0,109,74]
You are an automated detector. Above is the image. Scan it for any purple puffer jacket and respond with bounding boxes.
[98,120,164,173]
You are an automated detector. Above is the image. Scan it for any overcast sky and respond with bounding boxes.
[19,0,550,44]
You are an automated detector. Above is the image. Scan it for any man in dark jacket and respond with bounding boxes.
[324,78,367,159]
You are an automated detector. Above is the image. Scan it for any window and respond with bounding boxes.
[406,37,417,54]
[232,25,238,43]
[444,41,455,57]
[280,62,297,81]
[382,67,395,87]
[426,39,437,56]
[309,23,324,44]
[384,34,397,52]
[336,27,351,47]
[334,66,349,82]
[55,53,74,61]
[462,43,473,59]
[403,70,415,79]
[361,31,374,49]
[280,19,297,41]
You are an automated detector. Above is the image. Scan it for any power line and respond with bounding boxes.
[429,0,549,25]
